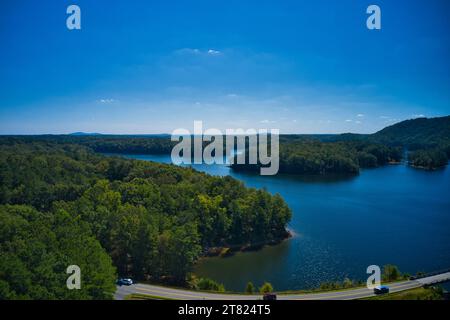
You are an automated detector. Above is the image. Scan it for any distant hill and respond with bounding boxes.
[68,132,171,138]
[69,132,102,136]
[370,116,450,149]
[281,116,450,148]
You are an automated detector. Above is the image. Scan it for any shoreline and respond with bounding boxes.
[409,163,448,171]
[201,229,293,259]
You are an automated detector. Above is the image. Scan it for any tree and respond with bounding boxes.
[0,205,116,300]
[194,194,230,246]
[409,149,448,169]
[156,224,201,284]
[357,152,378,167]
[259,282,274,294]
[343,278,353,288]
[383,264,401,281]
[245,282,255,294]
[196,278,225,292]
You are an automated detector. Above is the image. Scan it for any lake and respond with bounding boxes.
[112,153,450,292]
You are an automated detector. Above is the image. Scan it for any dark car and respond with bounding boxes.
[263,293,277,300]
[117,278,133,286]
[373,285,389,295]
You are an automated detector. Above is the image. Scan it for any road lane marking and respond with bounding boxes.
[134,284,260,300]
[124,280,423,301]
[291,282,422,300]
[135,288,236,300]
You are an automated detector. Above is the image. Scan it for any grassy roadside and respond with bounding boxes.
[125,286,445,301]
[125,293,175,300]
[362,287,444,300]
[278,278,415,295]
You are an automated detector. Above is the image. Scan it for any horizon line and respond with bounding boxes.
[1,116,445,137]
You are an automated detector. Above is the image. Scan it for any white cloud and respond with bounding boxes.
[345,119,353,122]
[411,114,425,118]
[174,48,222,56]
[98,99,116,104]
[260,119,276,124]
[175,48,201,55]
[207,49,221,56]
[356,114,364,117]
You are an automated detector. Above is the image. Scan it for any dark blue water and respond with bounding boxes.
[113,154,450,291]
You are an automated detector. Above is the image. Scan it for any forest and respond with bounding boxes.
[231,116,449,173]
[230,140,402,175]
[0,141,291,299]
[408,149,449,169]
[2,116,446,174]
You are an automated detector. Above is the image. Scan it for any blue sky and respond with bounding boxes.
[1,0,449,134]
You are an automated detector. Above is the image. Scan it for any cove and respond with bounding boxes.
[108,153,450,292]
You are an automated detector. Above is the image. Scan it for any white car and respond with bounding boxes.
[117,278,133,286]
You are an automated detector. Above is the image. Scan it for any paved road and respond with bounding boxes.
[115,272,450,300]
